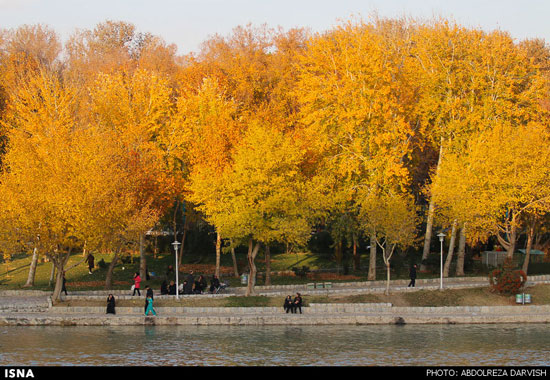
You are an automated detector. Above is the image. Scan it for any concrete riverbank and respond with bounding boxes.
[1,275,550,326]
[1,304,550,326]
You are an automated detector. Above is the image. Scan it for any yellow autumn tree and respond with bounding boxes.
[295,17,416,278]
[433,122,550,265]
[360,192,418,294]
[0,66,165,298]
[169,77,242,276]
[89,68,178,280]
[187,122,319,295]
[0,70,122,298]
[412,20,548,272]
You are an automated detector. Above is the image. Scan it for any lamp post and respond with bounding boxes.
[437,232,446,290]
[171,240,181,299]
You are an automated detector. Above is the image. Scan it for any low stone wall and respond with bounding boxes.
[2,307,550,326]
[0,290,50,297]
[47,303,550,316]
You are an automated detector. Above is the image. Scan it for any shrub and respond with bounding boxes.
[97,258,107,269]
[528,262,550,275]
[291,265,310,278]
[120,254,132,264]
[489,258,527,294]
[421,254,440,273]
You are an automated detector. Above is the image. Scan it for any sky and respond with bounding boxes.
[0,0,549,55]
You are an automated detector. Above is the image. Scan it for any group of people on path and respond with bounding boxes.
[160,272,224,295]
[283,293,303,314]
[105,271,226,316]
[132,270,225,298]
[106,285,157,316]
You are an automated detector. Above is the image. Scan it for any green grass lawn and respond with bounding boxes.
[0,247,514,293]
[0,249,392,291]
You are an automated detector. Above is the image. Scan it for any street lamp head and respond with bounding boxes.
[437,232,446,242]
[171,240,181,252]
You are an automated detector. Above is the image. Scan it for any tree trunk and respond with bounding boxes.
[496,213,518,261]
[48,261,56,288]
[51,261,64,302]
[105,251,120,290]
[383,245,395,295]
[335,239,343,273]
[245,239,261,296]
[230,239,239,277]
[368,233,376,281]
[51,251,71,301]
[385,261,391,295]
[522,218,536,275]
[420,201,436,272]
[23,247,39,288]
[139,233,146,280]
[352,233,360,271]
[265,245,271,286]
[420,143,444,271]
[455,223,466,276]
[507,221,517,260]
[178,223,187,266]
[443,220,458,278]
[215,231,221,278]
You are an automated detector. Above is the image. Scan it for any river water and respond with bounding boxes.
[0,324,549,366]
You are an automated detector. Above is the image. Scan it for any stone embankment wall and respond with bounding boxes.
[1,303,550,326]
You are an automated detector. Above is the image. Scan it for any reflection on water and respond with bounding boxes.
[0,324,549,366]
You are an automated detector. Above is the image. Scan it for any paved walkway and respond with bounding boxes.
[2,274,550,305]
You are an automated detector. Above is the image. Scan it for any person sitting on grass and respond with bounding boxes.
[160,280,168,295]
[195,275,207,294]
[209,275,221,293]
[168,280,176,295]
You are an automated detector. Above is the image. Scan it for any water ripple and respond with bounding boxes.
[0,324,549,366]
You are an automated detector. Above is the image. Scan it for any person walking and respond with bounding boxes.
[133,272,141,296]
[144,295,157,316]
[293,293,303,314]
[283,295,293,313]
[144,286,154,313]
[85,253,95,274]
[61,272,68,296]
[408,264,417,287]
[184,271,194,294]
[106,294,116,314]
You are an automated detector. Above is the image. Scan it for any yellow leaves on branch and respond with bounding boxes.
[0,67,167,257]
[188,122,315,246]
[432,122,550,240]
[295,18,414,194]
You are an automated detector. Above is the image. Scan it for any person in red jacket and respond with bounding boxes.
[133,272,141,296]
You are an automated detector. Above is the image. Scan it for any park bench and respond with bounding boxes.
[306,282,332,290]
